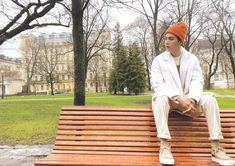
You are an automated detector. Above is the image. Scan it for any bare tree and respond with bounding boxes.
[88,52,109,92]
[84,1,111,75]
[88,56,102,93]
[36,41,67,95]
[220,53,233,88]
[0,0,70,45]
[20,35,41,94]
[109,0,172,55]
[202,21,225,89]
[211,0,235,87]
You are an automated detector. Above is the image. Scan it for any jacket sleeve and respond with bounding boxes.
[187,57,204,102]
[151,58,180,99]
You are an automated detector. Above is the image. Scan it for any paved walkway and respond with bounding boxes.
[214,93,235,98]
[0,145,53,166]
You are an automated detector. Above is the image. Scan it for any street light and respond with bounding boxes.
[1,70,4,99]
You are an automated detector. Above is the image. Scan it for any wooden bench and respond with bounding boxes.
[35,106,235,166]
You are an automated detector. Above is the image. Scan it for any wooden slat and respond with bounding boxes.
[62,106,152,112]
[58,125,156,131]
[59,115,154,121]
[56,128,235,135]
[171,137,235,143]
[55,135,158,141]
[60,111,153,116]
[52,150,157,156]
[56,130,157,136]
[35,154,158,166]
[169,117,235,122]
[52,149,235,156]
[54,140,158,147]
[58,120,156,126]
[53,145,158,152]
[58,120,235,127]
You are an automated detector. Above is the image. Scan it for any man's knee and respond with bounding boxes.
[200,94,218,110]
[201,94,217,104]
[153,96,169,105]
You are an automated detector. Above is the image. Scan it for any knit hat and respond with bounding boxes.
[166,22,187,43]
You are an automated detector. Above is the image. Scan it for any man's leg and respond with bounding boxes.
[152,96,174,165]
[200,94,235,166]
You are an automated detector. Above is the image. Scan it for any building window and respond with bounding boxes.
[41,85,44,90]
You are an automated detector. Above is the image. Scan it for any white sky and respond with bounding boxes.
[0,8,136,58]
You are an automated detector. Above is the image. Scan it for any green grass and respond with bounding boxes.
[205,88,235,95]
[216,97,235,108]
[0,92,234,145]
[0,93,151,145]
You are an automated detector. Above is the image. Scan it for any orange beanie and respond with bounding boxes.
[166,22,187,43]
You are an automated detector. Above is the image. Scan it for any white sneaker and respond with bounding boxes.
[159,139,175,165]
[211,141,235,166]
[212,156,235,166]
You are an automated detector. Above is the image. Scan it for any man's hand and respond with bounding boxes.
[170,96,198,116]
[181,98,197,115]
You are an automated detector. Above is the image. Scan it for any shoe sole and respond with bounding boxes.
[159,158,175,165]
[211,156,235,166]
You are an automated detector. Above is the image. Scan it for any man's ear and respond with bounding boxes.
[178,40,182,46]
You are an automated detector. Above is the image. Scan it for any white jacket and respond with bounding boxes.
[151,47,204,102]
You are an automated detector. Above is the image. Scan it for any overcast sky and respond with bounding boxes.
[0,7,136,59]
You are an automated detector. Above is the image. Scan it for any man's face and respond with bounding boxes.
[164,33,181,56]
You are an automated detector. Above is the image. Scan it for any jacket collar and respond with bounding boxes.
[163,47,190,61]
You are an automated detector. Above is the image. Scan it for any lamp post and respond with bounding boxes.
[1,70,4,99]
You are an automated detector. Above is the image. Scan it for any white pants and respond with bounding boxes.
[152,94,224,140]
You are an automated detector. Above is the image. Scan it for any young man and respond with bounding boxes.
[151,22,235,165]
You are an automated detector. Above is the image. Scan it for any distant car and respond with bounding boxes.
[54,90,68,94]
[36,90,48,95]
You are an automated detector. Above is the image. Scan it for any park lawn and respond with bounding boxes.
[0,94,151,145]
[205,88,235,95]
[0,93,234,145]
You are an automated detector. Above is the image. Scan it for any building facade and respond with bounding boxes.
[196,39,234,89]
[0,55,25,96]
[19,31,112,94]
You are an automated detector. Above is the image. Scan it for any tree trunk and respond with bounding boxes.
[72,0,86,105]
[26,78,31,94]
[50,74,54,95]
[146,67,151,91]
[206,76,212,90]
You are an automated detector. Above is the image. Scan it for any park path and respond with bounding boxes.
[0,145,53,166]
